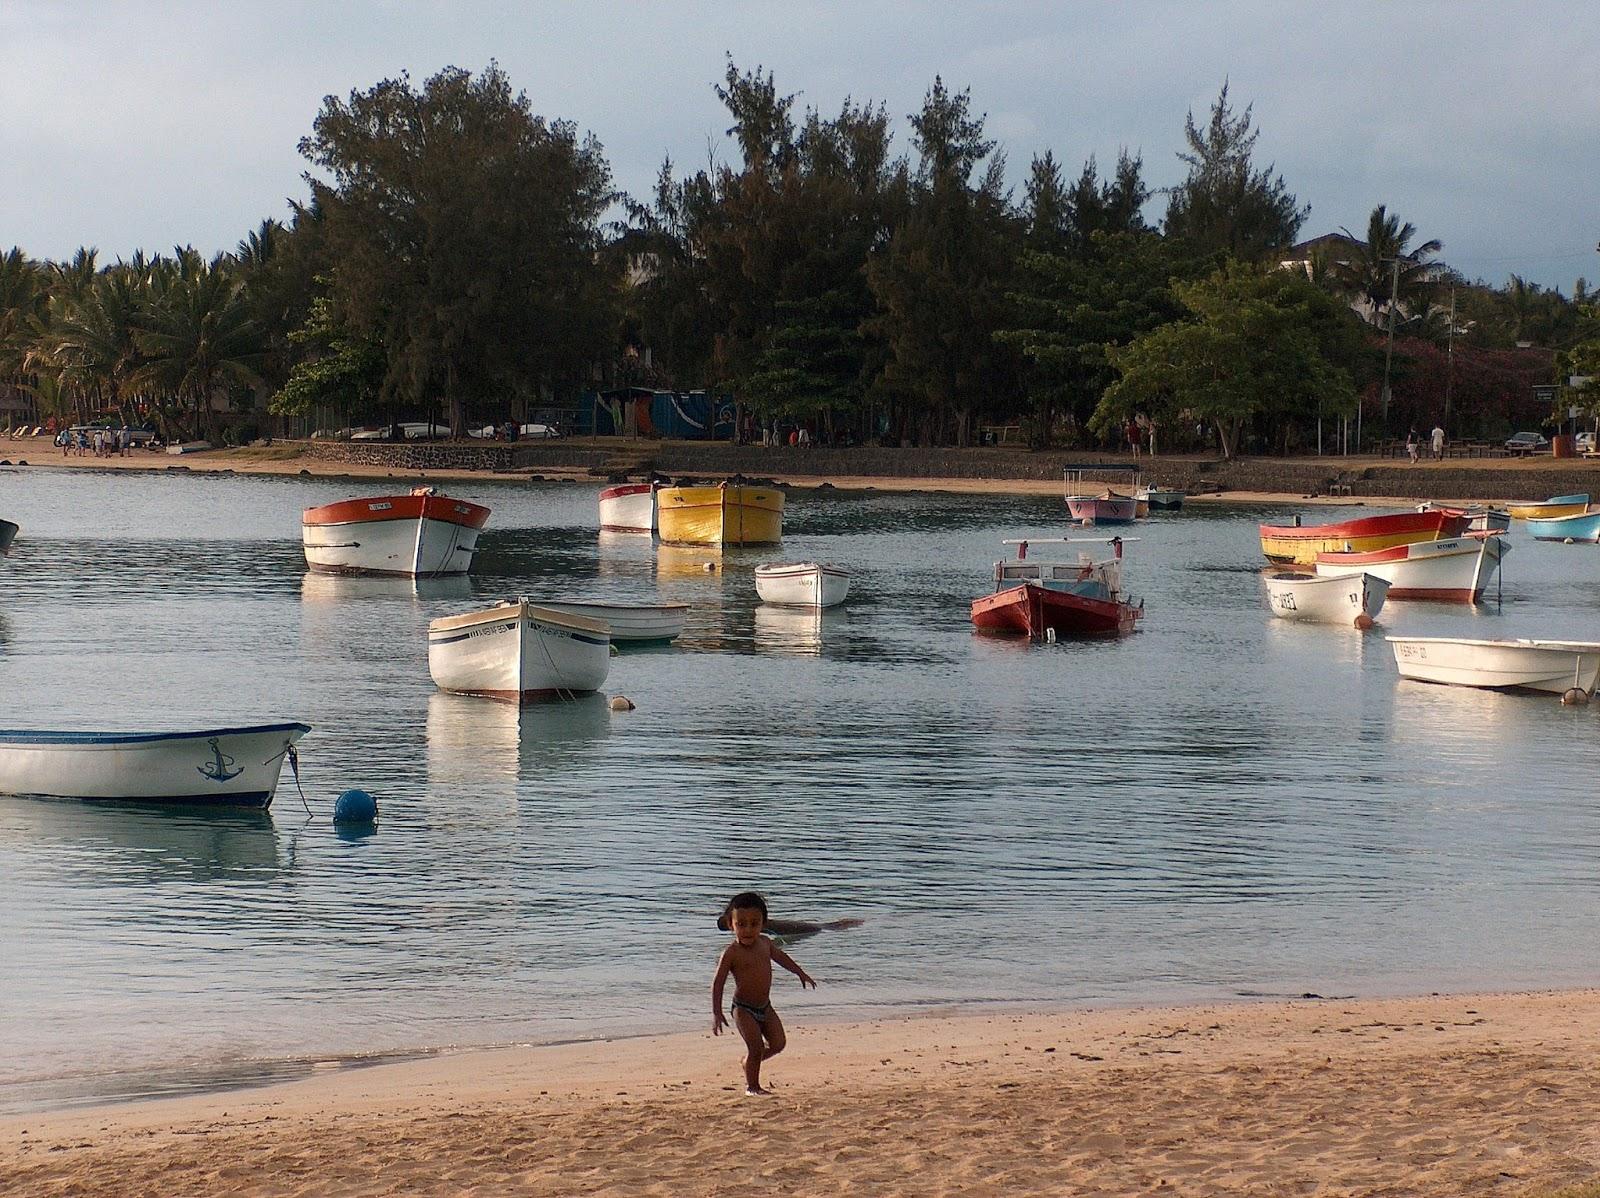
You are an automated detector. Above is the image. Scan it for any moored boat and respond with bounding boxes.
[0,518,16,555]
[1389,637,1600,696]
[530,599,688,643]
[0,722,310,808]
[971,537,1143,640]
[1313,533,1509,602]
[1259,509,1467,565]
[656,483,783,546]
[1137,485,1185,511]
[427,600,611,701]
[598,482,659,533]
[303,487,491,577]
[1065,491,1138,525]
[1506,493,1590,521]
[1262,570,1388,627]
[754,562,850,608]
[1417,501,1510,533]
[1524,507,1600,543]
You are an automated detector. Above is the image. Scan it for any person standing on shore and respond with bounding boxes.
[1431,423,1445,460]
[1406,428,1419,463]
[711,891,817,1096]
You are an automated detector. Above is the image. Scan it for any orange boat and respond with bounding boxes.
[1258,509,1467,566]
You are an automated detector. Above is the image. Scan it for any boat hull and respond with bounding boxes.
[1066,495,1138,524]
[0,518,16,555]
[754,563,851,607]
[657,485,784,546]
[1313,535,1508,602]
[303,493,491,576]
[1140,489,1185,511]
[1525,509,1600,542]
[1389,637,1600,694]
[971,582,1140,639]
[532,600,688,643]
[598,483,657,533]
[427,602,611,701]
[1507,494,1590,521]
[1263,571,1389,625]
[0,723,310,808]
[1259,510,1466,565]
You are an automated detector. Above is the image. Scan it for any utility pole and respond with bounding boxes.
[1444,286,1456,432]
[1381,256,1400,430]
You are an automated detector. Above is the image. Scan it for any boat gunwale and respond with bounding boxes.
[0,722,310,747]
[427,601,609,638]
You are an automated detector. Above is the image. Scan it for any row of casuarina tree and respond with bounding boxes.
[0,60,1595,455]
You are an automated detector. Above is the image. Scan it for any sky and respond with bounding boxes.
[2,1,1596,292]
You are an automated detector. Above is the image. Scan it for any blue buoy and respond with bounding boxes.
[333,788,379,825]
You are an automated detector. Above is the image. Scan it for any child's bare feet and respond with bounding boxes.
[744,1085,774,1097]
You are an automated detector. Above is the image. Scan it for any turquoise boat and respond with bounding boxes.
[1525,507,1600,542]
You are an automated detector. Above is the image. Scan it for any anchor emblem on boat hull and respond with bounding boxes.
[197,738,242,783]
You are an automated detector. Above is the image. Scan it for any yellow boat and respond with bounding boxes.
[1258,510,1467,566]
[656,484,784,546]
[1506,493,1590,521]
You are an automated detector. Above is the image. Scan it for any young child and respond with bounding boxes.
[711,891,816,1096]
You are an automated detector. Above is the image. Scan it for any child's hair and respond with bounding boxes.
[719,890,768,930]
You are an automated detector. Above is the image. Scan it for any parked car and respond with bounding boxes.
[468,422,561,439]
[1504,431,1549,455]
[1577,432,1596,454]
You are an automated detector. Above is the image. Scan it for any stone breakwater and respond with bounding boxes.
[298,439,1600,502]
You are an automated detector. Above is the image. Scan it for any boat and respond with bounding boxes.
[0,518,16,555]
[1524,507,1600,543]
[1417,501,1509,533]
[971,537,1143,640]
[1137,485,1185,511]
[656,483,783,546]
[1389,637,1600,697]
[1313,533,1509,602]
[302,487,491,576]
[1506,493,1590,521]
[598,482,658,533]
[427,600,611,701]
[529,599,688,643]
[1262,570,1389,627]
[1065,491,1138,525]
[0,722,310,808]
[1258,509,1467,566]
[754,562,850,608]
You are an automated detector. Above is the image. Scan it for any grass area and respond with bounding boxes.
[219,444,308,462]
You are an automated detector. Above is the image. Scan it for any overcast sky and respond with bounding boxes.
[2,1,1595,292]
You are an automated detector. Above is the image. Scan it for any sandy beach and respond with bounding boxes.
[5,990,1600,1196]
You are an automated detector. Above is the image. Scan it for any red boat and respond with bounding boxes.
[970,538,1143,640]
[1259,509,1466,566]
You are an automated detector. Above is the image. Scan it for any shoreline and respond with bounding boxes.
[6,987,1600,1195]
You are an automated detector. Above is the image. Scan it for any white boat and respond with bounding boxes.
[1389,637,1600,696]
[1312,534,1508,602]
[0,722,310,808]
[529,599,688,643]
[0,518,16,555]
[303,487,491,576]
[754,562,851,607]
[1262,570,1389,627]
[427,600,611,702]
[1136,485,1185,511]
[1417,502,1510,533]
[598,482,658,533]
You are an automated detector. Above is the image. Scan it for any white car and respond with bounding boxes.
[1577,432,1596,454]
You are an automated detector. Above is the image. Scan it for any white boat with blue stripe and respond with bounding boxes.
[0,722,310,809]
[428,600,612,702]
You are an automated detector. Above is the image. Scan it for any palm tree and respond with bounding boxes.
[1333,205,1443,327]
[44,264,149,421]
[136,260,265,440]
[0,248,50,427]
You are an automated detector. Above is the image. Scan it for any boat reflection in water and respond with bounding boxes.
[753,604,825,656]
[425,690,612,790]
[299,572,475,605]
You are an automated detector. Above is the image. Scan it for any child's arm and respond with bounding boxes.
[770,944,816,990]
[710,948,732,1033]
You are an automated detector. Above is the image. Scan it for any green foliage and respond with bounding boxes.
[270,293,385,419]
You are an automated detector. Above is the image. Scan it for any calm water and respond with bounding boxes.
[3,466,1600,1112]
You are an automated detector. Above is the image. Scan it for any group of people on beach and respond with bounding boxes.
[56,426,135,458]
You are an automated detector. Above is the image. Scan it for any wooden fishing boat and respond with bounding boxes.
[1313,533,1509,602]
[971,537,1143,640]
[1389,637,1600,696]
[1417,501,1510,533]
[597,482,658,533]
[1524,507,1600,543]
[1506,493,1590,521]
[656,483,783,546]
[427,601,611,702]
[754,562,851,608]
[1065,491,1138,525]
[1262,570,1388,627]
[1258,509,1467,566]
[0,518,16,555]
[303,487,491,576]
[530,599,688,643]
[0,722,310,808]
[1137,485,1185,511]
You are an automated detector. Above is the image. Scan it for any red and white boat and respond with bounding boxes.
[598,482,658,533]
[1313,533,1509,602]
[1259,508,1467,565]
[971,537,1143,640]
[302,487,491,577]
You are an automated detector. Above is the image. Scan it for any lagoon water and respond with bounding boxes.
[3,467,1600,1112]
